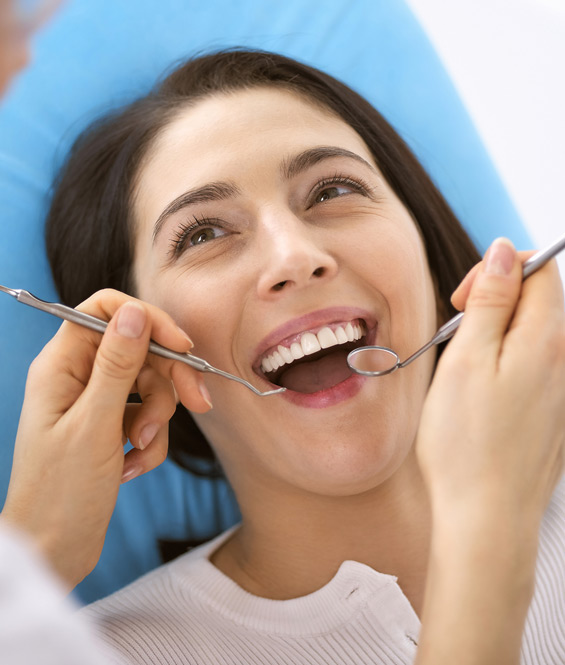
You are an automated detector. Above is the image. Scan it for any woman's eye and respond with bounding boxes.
[190,226,225,245]
[311,176,371,207]
[314,184,353,203]
[170,218,228,257]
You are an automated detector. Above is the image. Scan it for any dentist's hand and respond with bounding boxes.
[1,289,211,588]
[420,240,565,519]
[415,239,565,665]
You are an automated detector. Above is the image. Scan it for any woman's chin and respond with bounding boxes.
[276,432,412,498]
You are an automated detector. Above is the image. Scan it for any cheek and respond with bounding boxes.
[350,221,437,326]
[136,261,236,356]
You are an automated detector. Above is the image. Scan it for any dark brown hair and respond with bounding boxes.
[46,49,480,476]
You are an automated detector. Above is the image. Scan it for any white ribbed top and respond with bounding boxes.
[85,478,565,664]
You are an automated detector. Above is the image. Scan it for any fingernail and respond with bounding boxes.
[198,378,213,409]
[116,303,146,338]
[139,423,159,450]
[121,464,141,484]
[177,326,194,349]
[484,238,515,275]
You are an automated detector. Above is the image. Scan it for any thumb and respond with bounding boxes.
[454,238,522,353]
[83,301,151,411]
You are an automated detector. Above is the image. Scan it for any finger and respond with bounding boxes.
[511,257,565,329]
[121,424,169,483]
[451,263,481,311]
[171,362,213,414]
[53,289,194,386]
[67,290,213,413]
[78,301,153,415]
[123,365,177,450]
[503,258,565,367]
[452,238,522,357]
[77,289,193,352]
[451,250,537,312]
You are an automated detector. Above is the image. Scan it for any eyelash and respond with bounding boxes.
[168,174,373,257]
[169,215,227,257]
[309,173,373,206]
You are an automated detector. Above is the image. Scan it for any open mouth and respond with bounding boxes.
[256,319,369,394]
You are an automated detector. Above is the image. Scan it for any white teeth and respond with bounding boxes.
[278,345,294,364]
[260,320,366,375]
[290,342,305,360]
[272,350,284,370]
[335,326,348,344]
[301,332,321,355]
[317,327,338,348]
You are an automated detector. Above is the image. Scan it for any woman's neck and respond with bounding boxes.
[210,454,431,616]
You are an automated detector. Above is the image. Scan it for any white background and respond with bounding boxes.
[407,0,565,281]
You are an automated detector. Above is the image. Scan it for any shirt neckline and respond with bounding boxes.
[169,527,403,636]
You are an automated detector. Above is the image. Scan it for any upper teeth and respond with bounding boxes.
[261,322,364,374]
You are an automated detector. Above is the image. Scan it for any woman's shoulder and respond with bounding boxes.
[80,527,239,664]
[83,526,236,623]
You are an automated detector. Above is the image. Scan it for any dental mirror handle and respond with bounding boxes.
[400,231,565,369]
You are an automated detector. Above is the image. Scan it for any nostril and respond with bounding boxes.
[272,280,287,291]
[312,267,325,278]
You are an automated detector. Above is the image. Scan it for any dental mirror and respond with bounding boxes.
[348,231,565,378]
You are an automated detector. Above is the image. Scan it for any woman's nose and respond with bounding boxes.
[256,214,338,298]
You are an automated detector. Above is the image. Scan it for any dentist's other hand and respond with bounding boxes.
[415,239,565,665]
[1,289,211,588]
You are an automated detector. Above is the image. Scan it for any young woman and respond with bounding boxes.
[3,50,564,664]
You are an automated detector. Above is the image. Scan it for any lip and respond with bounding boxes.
[251,306,378,408]
[279,371,368,408]
[251,307,377,369]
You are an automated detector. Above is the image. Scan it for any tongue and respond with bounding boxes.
[278,349,353,393]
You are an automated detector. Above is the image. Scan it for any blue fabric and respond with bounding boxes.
[0,0,531,603]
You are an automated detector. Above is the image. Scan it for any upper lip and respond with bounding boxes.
[251,306,377,371]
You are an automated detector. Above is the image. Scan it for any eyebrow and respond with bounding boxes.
[152,146,377,242]
[152,181,240,242]
[280,146,379,180]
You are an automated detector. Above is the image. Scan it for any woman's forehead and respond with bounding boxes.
[131,87,381,242]
[143,87,375,174]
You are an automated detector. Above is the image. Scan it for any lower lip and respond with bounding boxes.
[279,371,367,408]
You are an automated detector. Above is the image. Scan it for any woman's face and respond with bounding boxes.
[133,88,439,496]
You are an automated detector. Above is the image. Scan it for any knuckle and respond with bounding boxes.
[79,287,121,309]
[467,281,516,311]
[94,287,119,299]
[26,354,47,383]
[165,396,177,420]
[95,345,138,379]
[154,444,168,467]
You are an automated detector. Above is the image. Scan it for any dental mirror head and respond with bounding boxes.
[347,346,400,377]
